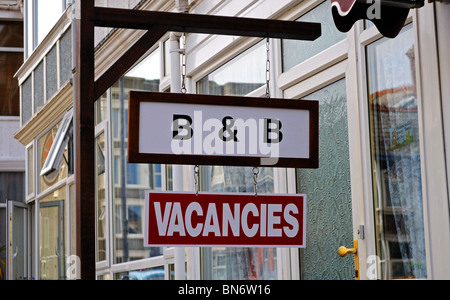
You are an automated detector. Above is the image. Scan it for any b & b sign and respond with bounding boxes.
[144,192,306,247]
[128,92,319,168]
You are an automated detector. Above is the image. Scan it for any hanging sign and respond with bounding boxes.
[144,192,306,248]
[128,92,319,168]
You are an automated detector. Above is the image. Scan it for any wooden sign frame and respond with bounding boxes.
[128,91,319,168]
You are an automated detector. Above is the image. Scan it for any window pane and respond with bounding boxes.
[0,173,25,204]
[282,1,346,72]
[367,24,427,279]
[28,146,34,196]
[37,0,63,43]
[114,266,165,280]
[0,21,23,48]
[112,49,163,263]
[38,122,68,193]
[96,132,107,262]
[0,52,23,116]
[197,40,266,96]
[298,79,354,280]
[39,186,66,279]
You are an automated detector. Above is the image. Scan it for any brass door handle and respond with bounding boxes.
[338,245,357,257]
[338,240,359,280]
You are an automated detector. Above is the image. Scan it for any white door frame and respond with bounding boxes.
[349,4,450,279]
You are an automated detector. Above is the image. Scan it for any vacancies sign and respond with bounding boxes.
[128,92,319,168]
[144,192,306,247]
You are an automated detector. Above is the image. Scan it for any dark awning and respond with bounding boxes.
[330,0,424,38]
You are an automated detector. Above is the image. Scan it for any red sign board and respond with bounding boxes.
[144,192,306,248]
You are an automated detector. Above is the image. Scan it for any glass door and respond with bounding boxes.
[39,199,65,279]
[366,24,427,280]
[7,201,29,280]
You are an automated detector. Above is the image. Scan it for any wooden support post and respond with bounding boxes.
[75,0,96,280]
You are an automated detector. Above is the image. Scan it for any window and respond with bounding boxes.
[0,21,23,116]
[197,40,266,96]
[112,49,165,263]
[39,186,66,279]
[281,0,346,72]
[0,173,25,204]
[40,109,73,178]
[25,0,71,57]
[27,146,34,196]
[367,24,427,279]
[38,120,69,193]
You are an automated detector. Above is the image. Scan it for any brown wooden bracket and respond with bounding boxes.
[92,7,321,101]
[92,7,321,40]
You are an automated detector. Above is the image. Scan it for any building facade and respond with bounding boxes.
[7,0,450,280]
[0,0,25,280]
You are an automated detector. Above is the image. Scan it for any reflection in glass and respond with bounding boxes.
[115,266,165,280]
[96,132,107,262]
[367,24,427,279]
[39,186,66,280]
[38,122,68,193]
[112,49,165,263]
[197,40,266,96]
[197,41,276,280]
[0,52,23,116]
[281,1,346,72]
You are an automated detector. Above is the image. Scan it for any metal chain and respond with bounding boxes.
[181,32,187,94]
[194,165,200,196]
[252,167,260,196]
[265,38,271,98]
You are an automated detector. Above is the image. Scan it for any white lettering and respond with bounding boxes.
[185,202,203,237]
[283,203,299,238]
[241,203,259,238]
[203,203,221,237]
[268,204,282,237]
[167,202,186,236]
[222,203,240,237]
[154,202,172,236]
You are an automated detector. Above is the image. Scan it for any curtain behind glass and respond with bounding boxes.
[367,24,427,279]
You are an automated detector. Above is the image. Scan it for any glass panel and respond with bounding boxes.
[281,1,346,72]
[39,186,66,280]
[112,49,164,263]
[164,39,171,77]
[96,132,107,262]
[197,41,276,279]
[367,24,427,279]
[298,79,354,280]
[38,122,68,193]
[0,21,23,48]
[0,52,23,116]
[114,266,165,280]
[197,40,266,96]
[95,92,108,126]
[11,205,28,280]
[0,173,25,204]
[36,0,64,44]
[0,207,6,280]
[27,147,34,196]
[69,184,75,258]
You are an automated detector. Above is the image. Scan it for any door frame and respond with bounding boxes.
[6,200,31,280]
[349,5,450,280]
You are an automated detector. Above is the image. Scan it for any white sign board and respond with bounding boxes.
[128,92,318,168]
